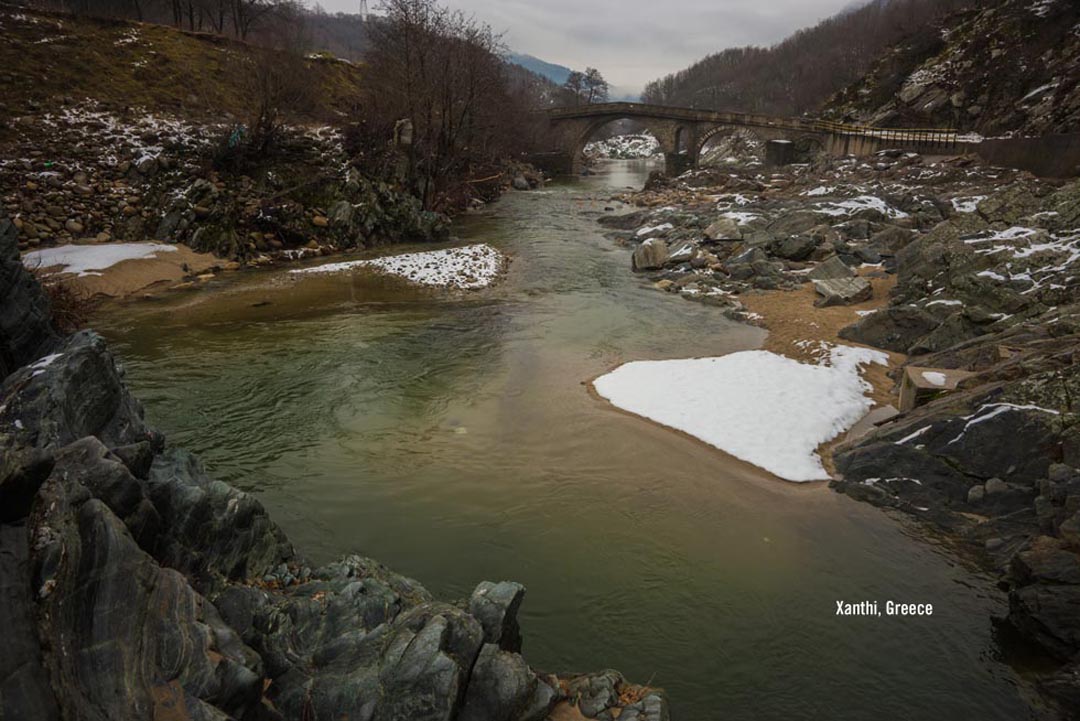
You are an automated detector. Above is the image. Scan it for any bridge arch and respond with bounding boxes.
[792,135,826,161]
[567,116,682,174]
[695,125,767,166]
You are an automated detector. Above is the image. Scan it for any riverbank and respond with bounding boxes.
[2,82,544,303]
[598,151,1080,716]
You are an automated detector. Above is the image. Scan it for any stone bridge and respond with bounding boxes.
[540,102,967,175]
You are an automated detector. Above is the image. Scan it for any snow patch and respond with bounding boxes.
[814,196,909,219]
[921,371,947,387]
[950,196,986,214]
[592,345,888,482]
[23,243,178,277]
[292,244,505,290]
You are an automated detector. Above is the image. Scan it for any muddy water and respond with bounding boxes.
[94,161,1044,720]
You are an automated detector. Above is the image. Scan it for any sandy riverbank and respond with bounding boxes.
[25,241,227,298]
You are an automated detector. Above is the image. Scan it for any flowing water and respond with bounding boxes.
[95,160,1046,720]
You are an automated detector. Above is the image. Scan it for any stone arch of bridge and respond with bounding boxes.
[695,125,768,162]
[565,115,689,172]
[792,134,826,160]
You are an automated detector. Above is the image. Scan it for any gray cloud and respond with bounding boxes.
[316,0,856,93]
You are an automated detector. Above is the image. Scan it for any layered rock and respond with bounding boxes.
[0,213,58,378]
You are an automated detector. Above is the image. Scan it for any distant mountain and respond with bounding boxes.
[508,53,574,86]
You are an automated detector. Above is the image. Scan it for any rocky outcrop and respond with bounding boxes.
[602,147,1080,718]
[826,0,1080,137]
[0,213,58,379]
[831,304,1080,717]
[2,100,450,264]
[0,213,665,720]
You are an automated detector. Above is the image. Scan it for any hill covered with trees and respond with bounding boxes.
[640,0,973,116]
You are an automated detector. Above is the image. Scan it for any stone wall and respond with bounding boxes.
[976,133,1080,179]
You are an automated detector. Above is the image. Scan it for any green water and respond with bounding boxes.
[95,161,1047,720]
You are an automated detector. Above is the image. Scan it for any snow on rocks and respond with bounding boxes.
[585,133,661,160]
[814,195,909,219]
[593,344,888,482]
[29,352,63,377]
[292,244,506,290]
[22,242,178,276]
[950,195,987,213]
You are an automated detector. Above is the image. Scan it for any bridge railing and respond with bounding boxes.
[811,119,964,150]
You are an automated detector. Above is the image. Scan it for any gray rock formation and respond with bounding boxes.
[0,213,58,378]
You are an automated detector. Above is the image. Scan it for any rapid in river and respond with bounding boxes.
[93,160,1044,720]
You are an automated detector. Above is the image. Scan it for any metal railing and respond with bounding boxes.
[810,119,962,150]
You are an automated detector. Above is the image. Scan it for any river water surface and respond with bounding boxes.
[95,160,1045,720]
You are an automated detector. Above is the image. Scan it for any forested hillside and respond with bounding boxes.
[641,0,973,115]
[825,0,1080,135]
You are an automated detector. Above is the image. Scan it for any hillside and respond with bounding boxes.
[641,0,972,116]
[0,3,364,125]
[509,52,573,85]
[825,0,1080,135]
[0,4,459,266]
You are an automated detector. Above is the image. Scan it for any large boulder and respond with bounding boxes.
[0,524,59,720]
[976,184,1042,226]
[0,331,151,451]
[704,217,742,241]
[808,255,857,281]
[30,466,265,720]
[813,277,873,307]
[839,306,941,353]
[0,212,59,381]
[458,645,557,721]
[469,581,525,652]
[770,234,817,261]
[632,238,669,271]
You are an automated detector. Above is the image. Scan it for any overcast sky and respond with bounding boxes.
[317,0,859,93]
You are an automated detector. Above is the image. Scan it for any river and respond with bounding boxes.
[93,160,1045,720]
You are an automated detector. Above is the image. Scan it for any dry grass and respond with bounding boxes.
[29,268,95,333]
[0,3,365,133]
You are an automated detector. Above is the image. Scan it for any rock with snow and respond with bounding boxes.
[632,238,669,271]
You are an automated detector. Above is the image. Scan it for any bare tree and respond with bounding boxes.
[242,48,314,153]
[363,0,514,210]
[583,67,609,104]
[563,70,584,105]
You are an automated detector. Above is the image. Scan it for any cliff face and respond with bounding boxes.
[0,217,667,721]
[0,215,57,379]
[825,0,1080,136]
